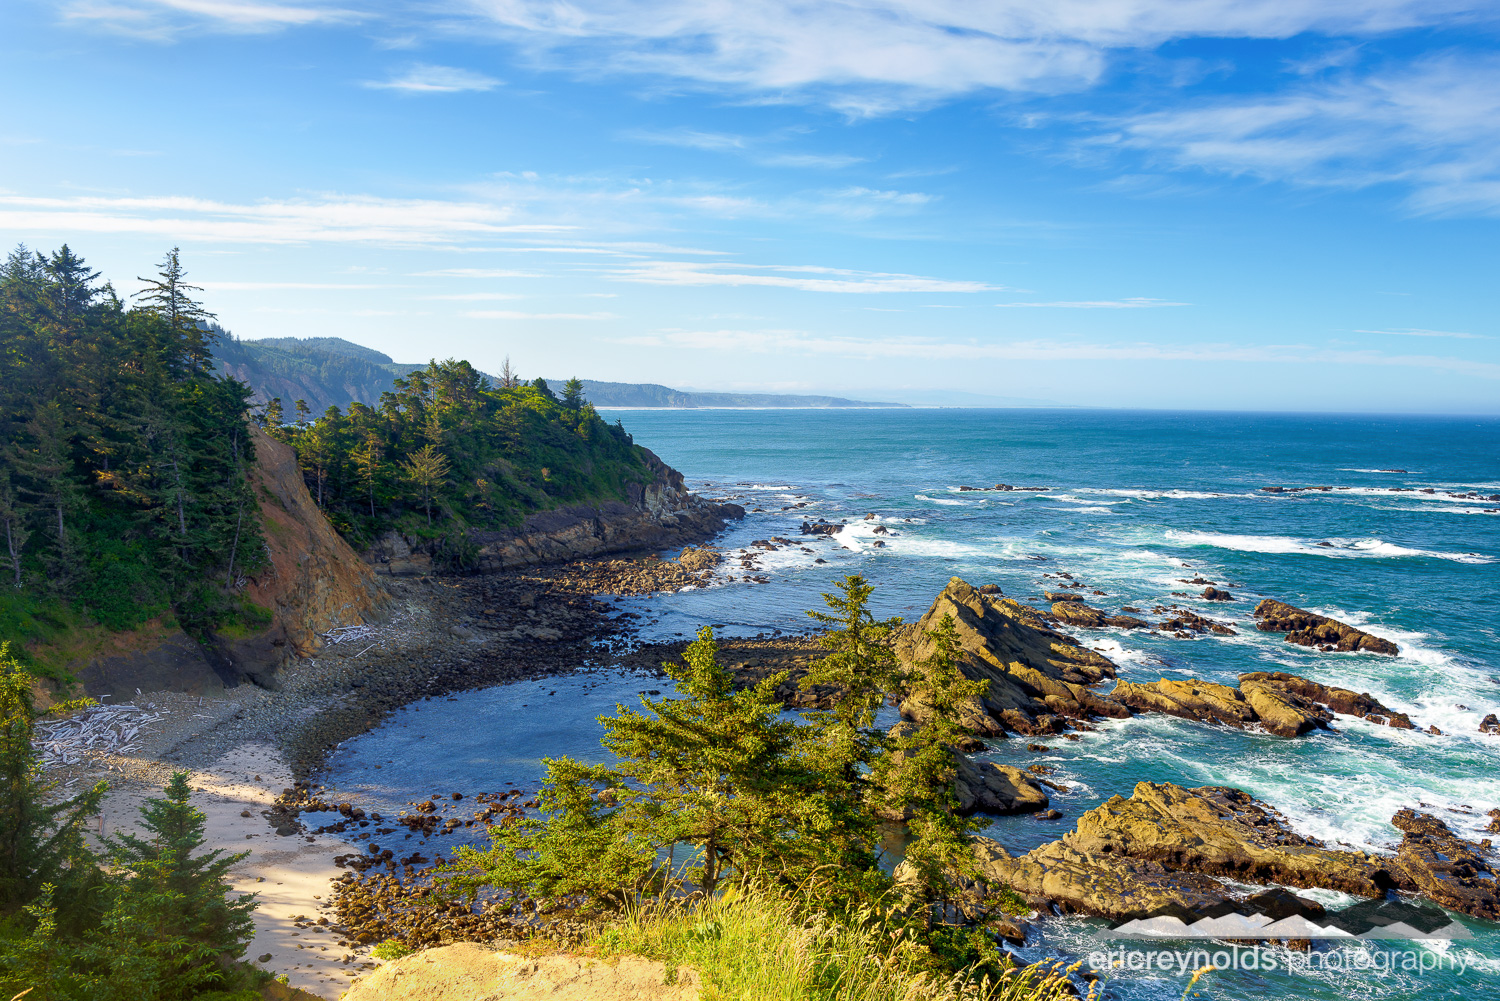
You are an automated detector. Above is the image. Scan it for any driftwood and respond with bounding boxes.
[36,703,168,767]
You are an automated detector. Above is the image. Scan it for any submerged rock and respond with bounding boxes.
[1253,599,1399,655]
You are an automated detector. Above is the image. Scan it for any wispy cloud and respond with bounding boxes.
[464,310,616,319]
[608,261,996,294]
[450,1,1492,114]
[200,281,389,289]
[365,64,502,93]
[61,0,355,40]
[0,193,566,245]
[419,292,525,300]
[1099,52,1500,214]
[622,328,1500,379]
[996,297,1187,308]
[1355,327,1489,340]
[411,268,542,277]
[622,127,864,169]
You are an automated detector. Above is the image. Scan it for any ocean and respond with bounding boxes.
[322,408,1500,999]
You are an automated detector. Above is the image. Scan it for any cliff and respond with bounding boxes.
[69,426,390,700]
[368,447,744,575]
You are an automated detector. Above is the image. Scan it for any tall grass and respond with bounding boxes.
[589,886,1094,1001]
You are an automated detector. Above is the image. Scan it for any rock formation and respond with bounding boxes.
[1254,599,1399,655]
[895,578,1123,737]
[1106,672,1418,735]
[971,782,1500,923]
[369,447,744,574]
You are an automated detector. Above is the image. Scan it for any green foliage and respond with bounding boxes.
[0,647,259,1001]
[591,884,1089,1001]
[98,773,257,1001]
[370,938,415,961]
[262,356,650,547]
[0,244,267,644]
[0,644,106,922]
[439,626,888,913]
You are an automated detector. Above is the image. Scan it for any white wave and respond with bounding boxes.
[914,493,970,507]
[1388,505,1500,516]
[1085,487,1242,500]
[1163,530,1494,564]
[1315,486,1492,504]
[1047,493,1130,505]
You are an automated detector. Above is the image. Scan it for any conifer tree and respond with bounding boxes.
[133,248,215,374]
[40,245,101,329]
[561,377,585,409]
[0,471,27,588]
[399,443,450,527]
[99,772,256,1000]
[259,396,285,434]
[351,434,383,519]
[0,644,106,919]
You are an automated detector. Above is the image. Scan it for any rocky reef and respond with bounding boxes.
[1254,599,1399,655]
[971,782,1500,923]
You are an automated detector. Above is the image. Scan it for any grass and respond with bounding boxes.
[586,886,1094,1001]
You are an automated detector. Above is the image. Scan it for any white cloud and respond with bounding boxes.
[1355,327,1489,340]
[996,297,1187,308]
[419,292,526,300]
[454,1,1491,112]
[1102,52,1500,213]
[61,0,355,39]
[411,268,542,277]
[200,280,389,289]
[622,127,864,168]
[608,260,996,293]
[623,327,1500,378]
[0,193,566,245]
[464,310,616,319]
[365,64,502,93]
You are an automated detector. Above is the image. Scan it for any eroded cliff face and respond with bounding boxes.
[368,445,745,576]
[71,425,389,700]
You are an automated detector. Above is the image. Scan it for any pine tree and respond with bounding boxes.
[0,644,106,919]
[398,443,450,527]
[0,883,90,1001]
[40,245,101,328]
[351,434,383,519]
[132,249,215,374]
[100,772,256,1001]
[259,396,285,434]
[561,377,585,409]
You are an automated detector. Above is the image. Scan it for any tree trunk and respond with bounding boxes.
[170,456,187,537]
[4,518,17,588]
[224,499,244,590]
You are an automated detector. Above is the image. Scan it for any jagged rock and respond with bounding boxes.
[978,584,1003,595]
[896,579,1121,737]
[1044,591,1085,603]
[1202,587,1234,601]
[883,723,1049,817]
[1253,599,1399,655]
[1109,679,1258,728]
[955,755,1050,816]
[1237,676,1333,737]
[1481,714,1500,734]
[1390,809,1500,921]
[1050,601,1107,627]
[1066,783,1407,899]
[970,836,1234,920]
[1239,672,1415,729]
[1154,608,1236,636]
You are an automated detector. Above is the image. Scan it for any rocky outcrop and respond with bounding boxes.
[1049,601,1150,630]
[1238,671,1416,730]
[72,426,389,699]
[956,755,1051,816]
[1067,783,1405,898]
[1110,679,1259,728]
[1391,809,1500,921]
[343,943,701,1001]
[1105,672,1417,735]
[1254,599,1399,655]
[971,782,1500,925]
[896,578,1122,737]
[370,447,744,574]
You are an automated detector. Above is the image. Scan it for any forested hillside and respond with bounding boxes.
[213,335,406,412]
[263,368,650,563]
[0,244,266,655]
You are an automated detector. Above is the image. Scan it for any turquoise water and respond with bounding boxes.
[324,409,1500,999]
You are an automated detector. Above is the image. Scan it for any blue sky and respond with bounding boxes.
[3,1,1499,411]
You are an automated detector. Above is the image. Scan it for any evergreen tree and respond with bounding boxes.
[351,434,383,519]
[40,246,101,329]
[531,377,555,400]
[561,377,585,409]
[0,644,106,919]
[0,883,90,1001]
[398,443,450,527]
[440,627,885,910]
[132,248,215,374]
[0,470,27,589]
[99,772,256,1000]
[259,396,285,434]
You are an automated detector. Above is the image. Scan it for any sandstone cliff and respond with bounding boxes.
[70,425,389,700]
[367,446,744,575]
